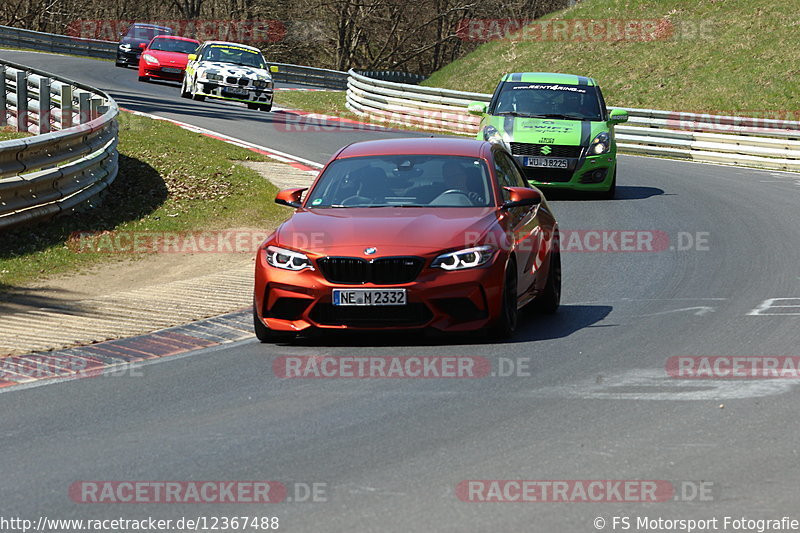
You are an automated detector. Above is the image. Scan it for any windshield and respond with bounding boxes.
[149,38,198,54]
[306,155,493,208]
[200,45,266,68]
[125,25,173,41]
[491,81,603,121]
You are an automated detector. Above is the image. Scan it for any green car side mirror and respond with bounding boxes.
[608,109,629,124]
[468,101,488,116]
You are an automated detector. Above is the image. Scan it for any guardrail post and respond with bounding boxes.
[15,70,28,132]
[78,91,90,124]
[60,84,73,130]
[90,97,102,121]
[0,65,6,127]
[38,76,51,133]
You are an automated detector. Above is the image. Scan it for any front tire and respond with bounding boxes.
[191,79,205,101]
[138,75,149,82]
[253,305,295,343]
[490,259,519,339]
[601,167,617,199]
[260,103,272,112]
[180,77,191,98]
[530,249,561,314]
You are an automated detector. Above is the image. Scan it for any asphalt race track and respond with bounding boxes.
[2,50,800,531]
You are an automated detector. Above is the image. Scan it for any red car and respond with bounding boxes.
[254,138,561,342]
[138,35,201,82]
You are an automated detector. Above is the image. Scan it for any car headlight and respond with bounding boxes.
[205,72,223,82]
[588,131,611,155]
[265,246,313,271]
[118,43,131,51]
[431,245,496,271]
[482,126,511,152]
[142,54,159,65]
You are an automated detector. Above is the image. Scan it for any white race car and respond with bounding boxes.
[182,41,276,111]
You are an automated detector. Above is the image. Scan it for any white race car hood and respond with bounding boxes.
[197,62,271,81]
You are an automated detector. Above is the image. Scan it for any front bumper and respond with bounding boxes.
[117,49,141,65]
[512,151,617,191]
[254,253,506,333]
[197,80,273,105]
[141,65,185,81]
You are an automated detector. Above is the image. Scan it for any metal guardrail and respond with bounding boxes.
[270,63,348,90]
[354,70,427,85]
[346,70,800,172]
[0,24,116,59]
[0,58,118,230]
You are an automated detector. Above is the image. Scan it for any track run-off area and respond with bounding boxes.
[2,50,800,531]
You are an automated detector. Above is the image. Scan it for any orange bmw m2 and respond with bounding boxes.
[254,138,560,342]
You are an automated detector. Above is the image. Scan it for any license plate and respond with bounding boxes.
[161,67,181,74]
[224,87,248,96]
[333,289,407,306]
[523,157,569,168]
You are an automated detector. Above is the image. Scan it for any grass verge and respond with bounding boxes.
[0,127,31,141]
[423,0,800,113]
[0,112,288,288]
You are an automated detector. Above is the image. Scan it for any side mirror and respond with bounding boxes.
[187,54,197,61]
[139,43,146,49]
[502,187,542,209]
[270,65,280,73]
[608,108,629,124]
[468,101,488,116]
[275,188,307,208]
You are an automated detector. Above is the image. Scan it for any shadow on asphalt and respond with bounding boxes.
[284,304,613,348]
[544,185,665,201]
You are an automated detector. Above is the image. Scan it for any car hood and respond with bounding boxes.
[197,62,271,80]
[147,51,190,67]
[276,207,500,256]
[484,115,607,147]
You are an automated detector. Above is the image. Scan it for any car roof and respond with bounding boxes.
[151,35,200,42]
[201,41,262,52]
[336,138,491,159]
[501,72,597,86]
[129,23,173,31]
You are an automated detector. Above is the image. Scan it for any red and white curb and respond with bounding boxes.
[0,309,254,391]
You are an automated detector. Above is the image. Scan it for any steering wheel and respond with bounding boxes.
[433,189,483,205]
[431,189,474,205]
[341,195,373,206]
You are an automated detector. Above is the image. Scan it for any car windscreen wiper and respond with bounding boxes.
[495,111,531,117]
[529,113,591,120]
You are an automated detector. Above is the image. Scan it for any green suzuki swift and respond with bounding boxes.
[469,72,628,198]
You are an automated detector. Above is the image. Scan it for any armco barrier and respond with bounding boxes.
[0,58,118,230]
[0,24,116,59]
[345,70,800,172]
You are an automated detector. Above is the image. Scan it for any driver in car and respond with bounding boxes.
[442,161,484,205]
